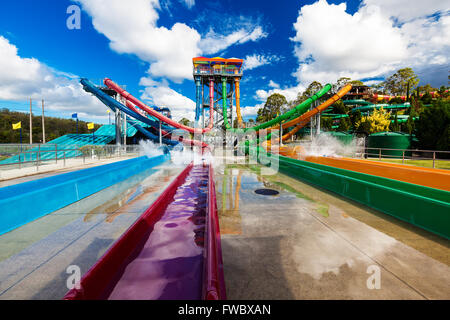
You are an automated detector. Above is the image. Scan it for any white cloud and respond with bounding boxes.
[362,0,449,22]
[139,77,195,121]
[268,80,279,88]
[200,26,267,55]
[240,103,263,119]
[78,0,266,82]
[291,0,450,86]
[180,0,195,9]
[77,0,201,83]
[244,53,280,70]
[77,0,268,122]
[255,84,305,103]
[0,36,105,119]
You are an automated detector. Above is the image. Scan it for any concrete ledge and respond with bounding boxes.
[0,155,169,235]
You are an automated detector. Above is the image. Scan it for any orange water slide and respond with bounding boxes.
[275,147,450,191]
[265,84,352,144]
[279,84,352,141]
[306,156,450,191]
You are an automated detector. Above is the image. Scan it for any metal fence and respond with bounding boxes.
[362,147,450,169]
[0,144,141,173]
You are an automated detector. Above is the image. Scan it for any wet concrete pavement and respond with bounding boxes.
[215,163,450,300]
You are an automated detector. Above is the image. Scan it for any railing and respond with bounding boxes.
[0,144,141,175]
[193,66,242,76]
[361,147,450,169]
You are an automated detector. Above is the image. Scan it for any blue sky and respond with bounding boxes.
[0,0,448,123]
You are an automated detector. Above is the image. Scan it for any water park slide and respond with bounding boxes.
[64,162,226,300]
[270,84,353,142]
[82,79,209,149]
[254,84,450,191]
[81,79,178,147]
[105,78,216,134]
[222,81,332,133]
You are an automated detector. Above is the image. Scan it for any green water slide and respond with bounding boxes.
[221,77,332,133]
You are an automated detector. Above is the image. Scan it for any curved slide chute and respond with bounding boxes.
[222,80,332,133]
[81,78,179,146]
[278,84,352,141]
[82,79,209,149]
[105,78,215,134]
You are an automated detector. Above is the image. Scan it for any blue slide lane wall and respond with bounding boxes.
[0,155,169,235]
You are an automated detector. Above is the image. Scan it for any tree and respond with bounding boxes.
[390,111,400,132]
[179,118,191,126]
[256,93,287,123]
[332,77,351,93]
[320,117,333,131]
[384,68,419,97]
[350,109,362,129]
[337,117,351,131]
[332,100,348,114]
[349,80,364,86]
[415,100,450,151]
[291,81,324,108]
[355,107,391,134]
[303,81,323,97]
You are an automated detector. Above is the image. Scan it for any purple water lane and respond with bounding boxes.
[107,165,209,300]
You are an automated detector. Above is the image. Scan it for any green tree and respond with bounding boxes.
[320,117,333,131]
[350,109,362,129]
[337,117,351,131]
[355,107,391,134]
[332,100,348,114]
[178,118,191,126]
[256,93,287,123]
[332,77,351,93]
[384,68,419,97]
[415,100,450,151]
[349,80,364,86]
[291,81,324,108]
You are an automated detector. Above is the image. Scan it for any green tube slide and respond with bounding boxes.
[221,77,332,133]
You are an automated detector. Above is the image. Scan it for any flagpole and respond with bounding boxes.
[76,118,79,135]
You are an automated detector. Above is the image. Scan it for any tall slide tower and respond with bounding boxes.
[192,57,243,129]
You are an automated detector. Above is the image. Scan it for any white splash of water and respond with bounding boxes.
[138,140,165,158]
[300,133,365,158]
[169,144,214,166]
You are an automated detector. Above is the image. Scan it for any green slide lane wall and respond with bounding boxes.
[255,149,450,239]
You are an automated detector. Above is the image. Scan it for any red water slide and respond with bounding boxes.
[64,162,226,300]
[105,78,215,134]
[125,100,209,149]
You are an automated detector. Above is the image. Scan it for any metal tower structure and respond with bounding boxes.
[192,57,244,130]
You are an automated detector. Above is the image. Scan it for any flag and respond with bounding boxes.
[107,110,111,114]
[87,122,94,130]
[72,113,78,119]
[12,121,21,130]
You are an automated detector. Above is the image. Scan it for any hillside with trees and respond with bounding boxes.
[0,109,101,144]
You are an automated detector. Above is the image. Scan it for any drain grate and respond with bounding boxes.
[254,188,279,196]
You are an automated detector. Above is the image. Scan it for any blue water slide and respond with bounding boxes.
[80,79,179,147]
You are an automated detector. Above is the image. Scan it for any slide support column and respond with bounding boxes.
[209,78,214,127]
[235,78,243,127]
[195,77,201,123]
[222,77,230,129]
